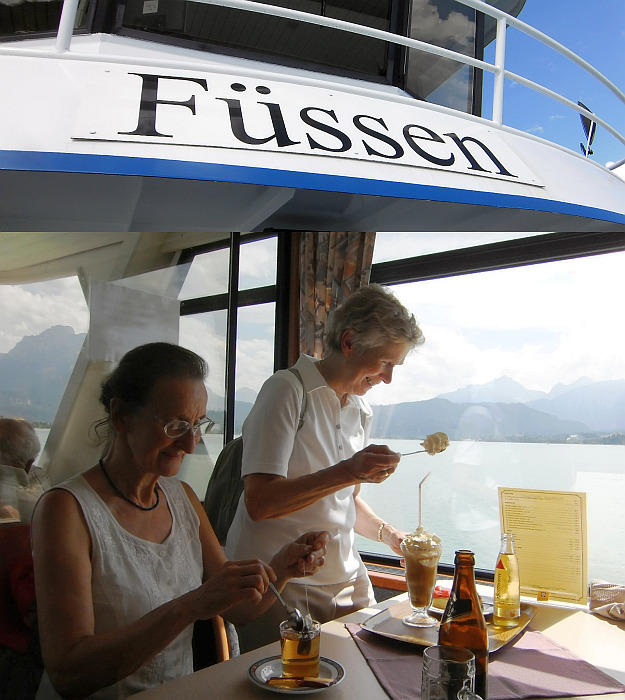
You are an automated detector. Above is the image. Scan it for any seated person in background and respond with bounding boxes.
[226,283,424,649]
[0,417,49,523]
[32,342,329,700]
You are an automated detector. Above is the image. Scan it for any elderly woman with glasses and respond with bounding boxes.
[32,342,329,700]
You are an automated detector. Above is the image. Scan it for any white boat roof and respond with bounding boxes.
[1,2,624,232]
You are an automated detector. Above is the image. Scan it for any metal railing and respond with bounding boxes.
[8,0,625,155]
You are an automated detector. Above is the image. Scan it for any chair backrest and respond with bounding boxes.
[0,524,34,654]
[192,616,236,670]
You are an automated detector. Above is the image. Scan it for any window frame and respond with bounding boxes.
[178,232,293,445]
[365,231,625,578]
[178,230,625,579]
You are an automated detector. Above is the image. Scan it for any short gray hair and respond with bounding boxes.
[0,418,41,470]
[325,283,424,354]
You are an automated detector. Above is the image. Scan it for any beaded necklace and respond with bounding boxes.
[99,458,160,512]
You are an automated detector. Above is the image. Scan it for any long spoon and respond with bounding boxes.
[268,581,305,631]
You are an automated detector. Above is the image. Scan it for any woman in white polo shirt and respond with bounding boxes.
[226,284,424,649]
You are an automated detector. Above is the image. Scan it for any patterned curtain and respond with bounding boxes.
[299,232,376,358]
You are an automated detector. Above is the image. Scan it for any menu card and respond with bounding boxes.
[498,487,588,605]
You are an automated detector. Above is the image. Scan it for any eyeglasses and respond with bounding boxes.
[154,416,216,439]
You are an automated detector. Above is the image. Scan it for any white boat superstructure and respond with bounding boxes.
[1,0,625,231]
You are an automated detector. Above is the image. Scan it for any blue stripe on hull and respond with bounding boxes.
[2,149,625,225]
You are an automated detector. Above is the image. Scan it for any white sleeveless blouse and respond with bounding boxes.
[36,474,203,700]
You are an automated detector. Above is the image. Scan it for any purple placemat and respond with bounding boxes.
[345,623,625,700]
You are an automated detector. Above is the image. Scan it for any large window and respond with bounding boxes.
[354,233,625,582]
[175,231,624,581]
[177,233,283,496]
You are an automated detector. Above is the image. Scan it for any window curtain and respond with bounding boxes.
[299,232,376,358]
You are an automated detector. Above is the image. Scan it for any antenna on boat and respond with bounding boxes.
[578,101,596,157]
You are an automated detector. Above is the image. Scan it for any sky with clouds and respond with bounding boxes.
[368,235,625,404]
[482,0,625,166]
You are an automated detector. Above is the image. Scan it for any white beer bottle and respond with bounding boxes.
[493,532,520,627]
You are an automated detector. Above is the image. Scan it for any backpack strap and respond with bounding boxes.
[203,366,307,545]
[287,366,307,430]
[288,365,366,432]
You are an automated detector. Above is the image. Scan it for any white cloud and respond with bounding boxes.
[179,298,276,398]
[367,251,625,403]
[0,277,88,353]
[410,0,474,52]
[179,249,230,299]
[179,313,227,396]
[235,337,275,395]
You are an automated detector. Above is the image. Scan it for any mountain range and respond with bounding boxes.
[371,375,625,440]
[1,326,624,441]
[0,325,86,423]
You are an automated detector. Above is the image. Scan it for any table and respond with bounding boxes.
[134,594,625,700]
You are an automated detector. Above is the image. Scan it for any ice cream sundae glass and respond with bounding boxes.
[401,526,443,627]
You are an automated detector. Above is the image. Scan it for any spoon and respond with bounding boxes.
[402,436,431,456]
[268,581,305,631]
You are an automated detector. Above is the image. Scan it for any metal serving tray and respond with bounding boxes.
[360,598,535,653]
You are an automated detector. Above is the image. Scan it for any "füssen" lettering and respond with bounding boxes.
[120,73,518,179]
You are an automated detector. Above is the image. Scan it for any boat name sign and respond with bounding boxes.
[72,68,540,187]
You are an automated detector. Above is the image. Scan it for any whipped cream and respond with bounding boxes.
[402,526,442,550]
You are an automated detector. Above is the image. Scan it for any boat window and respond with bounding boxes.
[179,246,230,300]
[0,0,90,38]
[178,234,281,497]
[121,0,392,78]
[179,307,228,494]
[239,236,278,291]
[356,238,625,581]
[235,301,276,425]
[404,0,479,111]
[118,0,482,111]
[0,276,88,458]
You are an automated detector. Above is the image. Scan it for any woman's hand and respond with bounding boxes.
[346,444,401,483]
[195,559,275,618]
[381,526,407,557]
[270,530,331,581]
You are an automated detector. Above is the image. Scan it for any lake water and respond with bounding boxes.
[36,430,623,583]
[356,438,624,584]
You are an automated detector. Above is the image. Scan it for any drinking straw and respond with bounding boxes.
[418,472,431,529]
